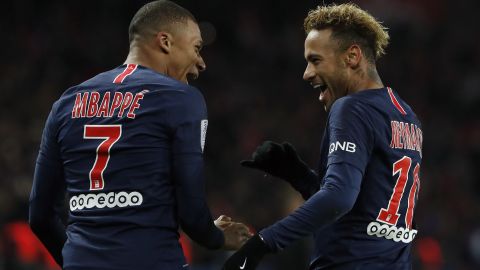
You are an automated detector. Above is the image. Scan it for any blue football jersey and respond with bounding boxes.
[260,87,422,270]
[310,88,422,269]
[31,64,223,270]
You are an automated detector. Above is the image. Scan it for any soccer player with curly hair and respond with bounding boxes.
[224,3,422,270]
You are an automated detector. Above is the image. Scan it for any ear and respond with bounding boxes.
[156,32,173,54]
[345,44,362,68]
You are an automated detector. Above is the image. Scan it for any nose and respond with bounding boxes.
[197,56,206,72]
[303,63,315,82]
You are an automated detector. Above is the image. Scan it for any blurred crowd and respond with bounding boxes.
[0,0,479,269]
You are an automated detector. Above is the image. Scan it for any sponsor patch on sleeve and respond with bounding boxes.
[200,119,208,152]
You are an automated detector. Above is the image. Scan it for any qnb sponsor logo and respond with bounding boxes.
[367,221,418,243]
[70,191,143,211]
[329,141,356,154]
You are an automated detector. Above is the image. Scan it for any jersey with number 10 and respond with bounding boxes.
[33,64,223,270]
[311,87,423,269]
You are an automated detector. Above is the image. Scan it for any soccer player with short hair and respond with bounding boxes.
[28,1,250,270]
[223,3,423,270]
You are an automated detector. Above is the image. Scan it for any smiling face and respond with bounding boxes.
[167,19,205,83]
[303,28,350,112]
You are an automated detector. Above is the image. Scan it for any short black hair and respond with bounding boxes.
[128,0,196,43]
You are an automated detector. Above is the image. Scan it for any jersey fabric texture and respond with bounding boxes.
[260,88,422,270]
[30,64,223,270]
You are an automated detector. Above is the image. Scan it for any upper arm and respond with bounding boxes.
[162,87,208,196]
[30,102,65,219]
[162,88,224,248]
[168,88,208,156]
[326,98,374,174]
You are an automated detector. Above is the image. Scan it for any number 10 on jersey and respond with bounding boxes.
[83,125,122,190]
[377,156,420,229]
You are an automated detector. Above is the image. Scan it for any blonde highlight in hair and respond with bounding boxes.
[304,3,389,61]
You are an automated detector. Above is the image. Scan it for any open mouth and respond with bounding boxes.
[186,72,199,82]
[313,83,328,93]
[313,83,329,106]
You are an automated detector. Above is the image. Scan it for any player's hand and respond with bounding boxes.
[215,215,233,229]
[241,141,311,183]
[215,215,253,250]
[222,234,270,270]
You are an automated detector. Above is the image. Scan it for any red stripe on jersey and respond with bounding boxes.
[387,87,407,115]
[113,64,138,84]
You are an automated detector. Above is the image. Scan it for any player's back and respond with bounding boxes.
[311,87,422,270]
[52,64,205,270]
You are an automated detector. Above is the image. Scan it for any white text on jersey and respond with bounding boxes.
[69,191,143,211]
[367,221,417,243]
[329,141,356,154]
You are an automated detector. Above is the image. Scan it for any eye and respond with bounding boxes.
[307,55,322,65]
[307,58,320,66]
[312,57,323,64]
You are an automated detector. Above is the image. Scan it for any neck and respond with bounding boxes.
[349,64,384,94]
[124,42,167,75]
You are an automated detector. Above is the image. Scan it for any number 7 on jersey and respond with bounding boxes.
[84,125,122,190]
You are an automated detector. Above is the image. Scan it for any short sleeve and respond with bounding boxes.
[326,97,374,174]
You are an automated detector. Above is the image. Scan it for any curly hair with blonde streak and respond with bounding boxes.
[304,3,389,63]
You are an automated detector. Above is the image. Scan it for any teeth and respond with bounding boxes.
[313,84,328,92]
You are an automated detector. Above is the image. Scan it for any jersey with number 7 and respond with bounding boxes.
[29,64,223,270]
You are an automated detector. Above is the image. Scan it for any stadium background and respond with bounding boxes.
[1,0,479,269]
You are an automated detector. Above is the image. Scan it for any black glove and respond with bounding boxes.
[222,234,270,270]
[241,141,312,183]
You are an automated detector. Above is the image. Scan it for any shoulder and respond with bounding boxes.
[167,82,205,101]
[133,67,206,100]
[327,94,375,134]
[128,67,207,103]
[329,94,369,119]
[149,82,206,109]
[41,99,63,138]
[148,84,207,125]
